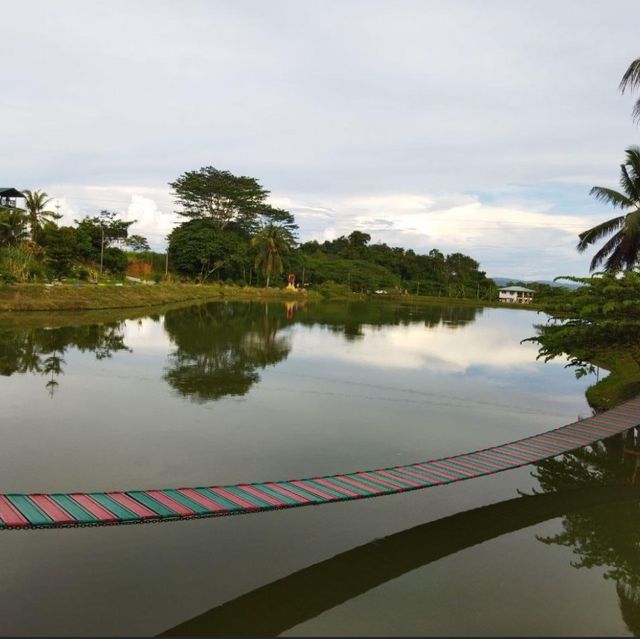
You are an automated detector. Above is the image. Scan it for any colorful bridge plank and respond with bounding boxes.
[2,396,640,529]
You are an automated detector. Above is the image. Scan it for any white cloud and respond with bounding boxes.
[283,191,602,279]
[291,315,556,373]
[2,0,638,276]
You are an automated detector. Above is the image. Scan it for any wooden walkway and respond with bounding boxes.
[2,396,639,529]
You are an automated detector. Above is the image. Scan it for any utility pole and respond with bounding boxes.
[165,250,169,278]
[99,224,105,275]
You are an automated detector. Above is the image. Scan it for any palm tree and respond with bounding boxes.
[0,208,29,246]
[22,190,61,243]
[620,57,640,122]
[578,146,640,271]
[251,224,292,287]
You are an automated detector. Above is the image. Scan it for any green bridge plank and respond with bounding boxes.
[50,495,96,524]
[89,493,138,522]
[7,496,51,527]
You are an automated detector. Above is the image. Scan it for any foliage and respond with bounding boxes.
[125,234,150,252]
[75,210,134,275]
[256,205,299,242]
[620,56,640,123]
[579,146,640,271]
[252,223,293,287]
[39,225,78,277]
[169,166,269,232]
[299,237,491,296]
[22,190,61,243]
[0,207,29,246]
[525,271,640,378]
[168,218,248,282]
[0,244,45,282]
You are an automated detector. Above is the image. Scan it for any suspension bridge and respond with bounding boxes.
[2,396,639,529]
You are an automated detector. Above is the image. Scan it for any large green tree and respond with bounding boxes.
[22,190,61,243]
[169,167,269,232]
[168,219,248,282]
[578,147,640,271]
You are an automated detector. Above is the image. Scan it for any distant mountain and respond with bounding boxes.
[491,277,582,289]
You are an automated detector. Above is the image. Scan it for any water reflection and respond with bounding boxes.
[161,301,483,402]
[0,323,130,397]
[0,302,503,403]
[162,303,293,403]
[533,431,640,635]
[295,301,481,341]
[161,437,640,637]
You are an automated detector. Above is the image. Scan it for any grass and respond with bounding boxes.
[585,349,640,412]
[0,282,314,313]
[0,282,545,313]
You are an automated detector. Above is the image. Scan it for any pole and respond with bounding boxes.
[99,225,105,275]
[165,250,169,278]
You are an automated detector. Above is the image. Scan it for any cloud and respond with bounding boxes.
[290,314,561,374]
[284,191,602,279]
[2,0,638,277]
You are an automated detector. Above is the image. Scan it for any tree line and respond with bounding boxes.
[0,193,150,283]
[166,166,493,296]
[0,166,492,298]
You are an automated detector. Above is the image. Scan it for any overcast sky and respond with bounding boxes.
[2,0,639,279]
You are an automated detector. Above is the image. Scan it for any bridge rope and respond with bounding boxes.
[2,396,640,530]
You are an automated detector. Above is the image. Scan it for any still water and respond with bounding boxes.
[0,300,637,636]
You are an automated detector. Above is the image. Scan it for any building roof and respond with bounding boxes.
[499,286,536,293]
[0,188,25,199]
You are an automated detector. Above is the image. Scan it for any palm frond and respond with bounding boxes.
[590,231,623,271]
[633,98,640,124]
[620,58,640,94]
[619,165,640,203]
[589,186,634,208]
[578,215,626,252]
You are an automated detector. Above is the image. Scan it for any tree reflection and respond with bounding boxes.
[162,301,482,402]
[295,301,481,341]
[163,303,293,402]
[0,322,130,396]
[533,432,640,635]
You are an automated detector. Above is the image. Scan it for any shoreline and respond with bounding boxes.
[0,283,314,313]
[0,283,543,314]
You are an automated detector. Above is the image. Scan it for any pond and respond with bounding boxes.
[0,300,637,636]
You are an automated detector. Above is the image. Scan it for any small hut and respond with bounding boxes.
[0,188,25,208]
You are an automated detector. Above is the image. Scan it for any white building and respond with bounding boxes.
[498,285,535,304]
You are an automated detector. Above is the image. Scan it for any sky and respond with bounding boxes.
[2,0,639,279]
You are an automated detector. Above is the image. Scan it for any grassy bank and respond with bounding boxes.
[585,350,640,412]
[0,283,544,314]
[0,283,314,313]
